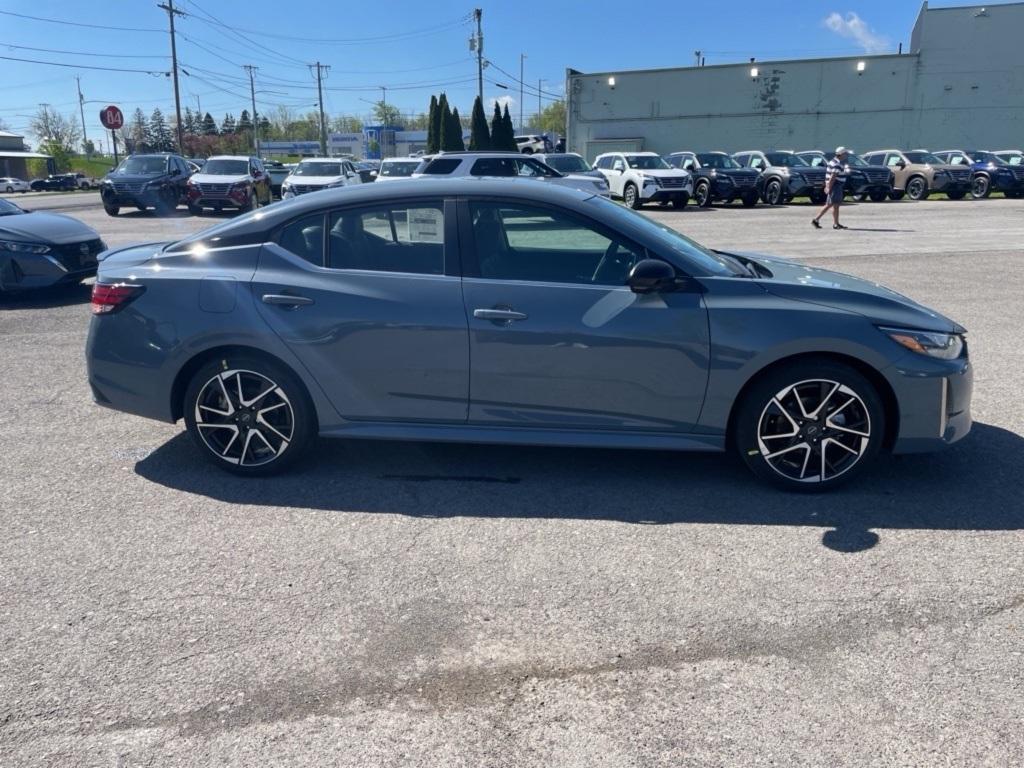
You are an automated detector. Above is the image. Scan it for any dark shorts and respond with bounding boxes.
[827,183,845,204]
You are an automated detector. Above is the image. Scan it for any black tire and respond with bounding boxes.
[809,191,827,205]
[851,193,866,202]
[889,190,905,201]
[741,192,758,208]
[103,202,120,216]
[971,175,991,199]
[763,178,784,205]
[156,188,178,215]
[906,176,929,201]
[183,354,317,476]
[946,190,966,200]
[1005,191,1021,199]
[4,186,12,193]
[733,359,885,491]
[623,182,641,209]
[671,193,689,209]
[187,202,203,216]
[868,190,888,202]
[694,180,712,207]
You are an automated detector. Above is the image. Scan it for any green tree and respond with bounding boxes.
[128,107,150,152]
[448,107,465,151]
[438,93,454,151]
[427,94,440,154]
[536,99,566,136]
[220,113,236,135]
[499,104,517,151]
[237,109,253,133]
[489,102,503,150]
[201,112,218,136]
[149,108,174,151]
[29,105,81,155]
[372,101,401,127]
[468,95,490,151]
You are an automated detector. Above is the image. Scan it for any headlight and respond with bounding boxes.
[0,240,51,254]
[880,327,964,360]
[642,175,658,185]
[790,173,804,184]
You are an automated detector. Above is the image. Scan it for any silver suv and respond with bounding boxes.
[411,152,610,197]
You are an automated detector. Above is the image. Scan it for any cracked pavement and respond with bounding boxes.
[1,194,1022,766]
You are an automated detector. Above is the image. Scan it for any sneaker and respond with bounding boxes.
[811,219,821,229]
[833,223,848,230]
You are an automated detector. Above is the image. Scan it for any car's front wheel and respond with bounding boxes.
[694,180,712,207]
[183,355,316,476]
[906,176,929,201]
[733,360,884,491]
[763,179,784,205]
[623,182,641,209]
[103,200,120,216]
[4,186,12,193]
[868,190,888,202]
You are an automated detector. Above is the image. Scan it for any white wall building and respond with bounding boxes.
[566,2,1024,160]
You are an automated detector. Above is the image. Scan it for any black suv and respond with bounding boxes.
[29,174,78,192]
[665,151,761,207]
[99,153,192,216]
[797,150,894,202]
[731,150,827,205]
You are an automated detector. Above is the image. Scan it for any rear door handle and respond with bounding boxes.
[473,308,528,322]
[262,293,314,307]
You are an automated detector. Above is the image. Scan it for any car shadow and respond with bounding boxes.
[134,422,1023,553]
[0,281,92,309]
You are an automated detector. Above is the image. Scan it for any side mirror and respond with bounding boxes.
[628,259,680,294]
[370,170,378,178]
[170,168,181,176]
[897,160,906,169]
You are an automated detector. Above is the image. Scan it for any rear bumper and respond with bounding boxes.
[888,354,973,453]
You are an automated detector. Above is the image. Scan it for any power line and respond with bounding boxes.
[485,60,562,99]
[0,42,169,59]
[181,0,308,66]
[0,10,164,33]
[0,54,169,75]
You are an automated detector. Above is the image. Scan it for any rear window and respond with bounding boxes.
[421,158,462,175]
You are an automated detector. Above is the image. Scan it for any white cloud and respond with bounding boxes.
[823,12,890,54]
[488,95,515,111]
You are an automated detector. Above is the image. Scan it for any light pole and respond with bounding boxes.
[519,53,526,130]
[380,85,388,158]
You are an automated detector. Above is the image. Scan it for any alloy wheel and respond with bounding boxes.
[695,181,710,206]
[907,177,926,200]
[756,378,871,484]
[194,369,295,466]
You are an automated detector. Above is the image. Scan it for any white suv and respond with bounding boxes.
[281,157,362,198]
[411,152,610,197]
[515,135,547,154]
[593,152,693,208]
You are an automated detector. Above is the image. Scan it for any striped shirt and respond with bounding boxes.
[825,157,849,187]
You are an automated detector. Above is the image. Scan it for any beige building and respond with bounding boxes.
[566,2,1024,160]
[0,131,51,180]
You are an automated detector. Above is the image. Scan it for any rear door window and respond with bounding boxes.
[422,158,461,175]
[328,202,444,274]
[277,214,325,265]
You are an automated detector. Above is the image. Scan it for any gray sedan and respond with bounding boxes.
[0,198,106,292]
[85,179,972,489]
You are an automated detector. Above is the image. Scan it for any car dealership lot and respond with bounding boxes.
[2,196,1022,765]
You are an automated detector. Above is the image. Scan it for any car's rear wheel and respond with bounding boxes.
[623,182,641,209]
[734,360,884,491]
[184,355,316,476]
[946,190,966,200]
[4,186,12,193]
[187,202,203,215]
[889,190,906,201]
[671,193,689,209]
[809,191,827,204]
[970,175,990,199]
[741,191,758,207]
[694,180,711,207]
[763,179,784,205]
[868,190,888,202]
[906,176,929,200]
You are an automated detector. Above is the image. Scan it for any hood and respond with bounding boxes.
[563,172,606,184]
[105,172,168,183]
[190,172,249,185]
[633,168,690,178]
[726,251,964,333]
[97,241,169,268]
[712,168,760,178]
[0,211,99,245]
[788,165,826,177]
[284,175,344,186]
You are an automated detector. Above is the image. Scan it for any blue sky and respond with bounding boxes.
[1,0,1013,145]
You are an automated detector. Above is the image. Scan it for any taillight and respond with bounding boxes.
[91,282,145,315]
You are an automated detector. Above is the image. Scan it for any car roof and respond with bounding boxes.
[207,154,253,161]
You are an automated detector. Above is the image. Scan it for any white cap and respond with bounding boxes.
[835,146,850,155]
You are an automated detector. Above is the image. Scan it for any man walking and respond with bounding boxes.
[812,146,850,230]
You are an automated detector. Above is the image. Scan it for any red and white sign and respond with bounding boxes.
[99,105,124,131]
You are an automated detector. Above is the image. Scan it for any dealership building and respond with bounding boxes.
[566,2,1024,160]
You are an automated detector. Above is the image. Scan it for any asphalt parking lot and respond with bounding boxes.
[2,192,1022,766]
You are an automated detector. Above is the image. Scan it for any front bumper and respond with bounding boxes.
[640,182,693,201]
[888,353,973,453]
[101,187,166,208]
[786,178,825,198]
[930,176,971,193]
[0,249,99,291]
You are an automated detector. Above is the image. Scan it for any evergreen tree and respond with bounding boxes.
[500,104,517,151]
[149,108,174,151]
[449,107,465,151]
[468,95,490,151]
[201,112,217,135]
[237,109,253,133]
[426,95,439,154]
[220,113,236,134]
[130,108,150,152]
[182,106,195,135]
[490,102,503,150]
[258,115,271,135]
[437,93,453,151]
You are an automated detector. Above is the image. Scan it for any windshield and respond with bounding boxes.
[117,156,167,175]
[545,155,591,173]
[294,162,342,177]
[379,161,419,177]
[625,155,670,170]
[696,153,741,169]
[841,153,868,167]
[0,198,24,216]
[766,153,809,167]
[202,159,248,175]
[971,151,1006,165]
[583,196,743,277]
[905,151,943,165]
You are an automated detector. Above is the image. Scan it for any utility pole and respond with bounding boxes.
[310,61,329,156]
[157,0,185,153]
[380,85,388,158]
[519,53,526,130]
[193,94,201,116]
[74,76,89,154]
[474,9,483,105]
[244,65,259,155]
[537,78,543,124]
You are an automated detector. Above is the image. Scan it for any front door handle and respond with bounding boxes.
[262,293,314,307]
[473,308,528,323]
